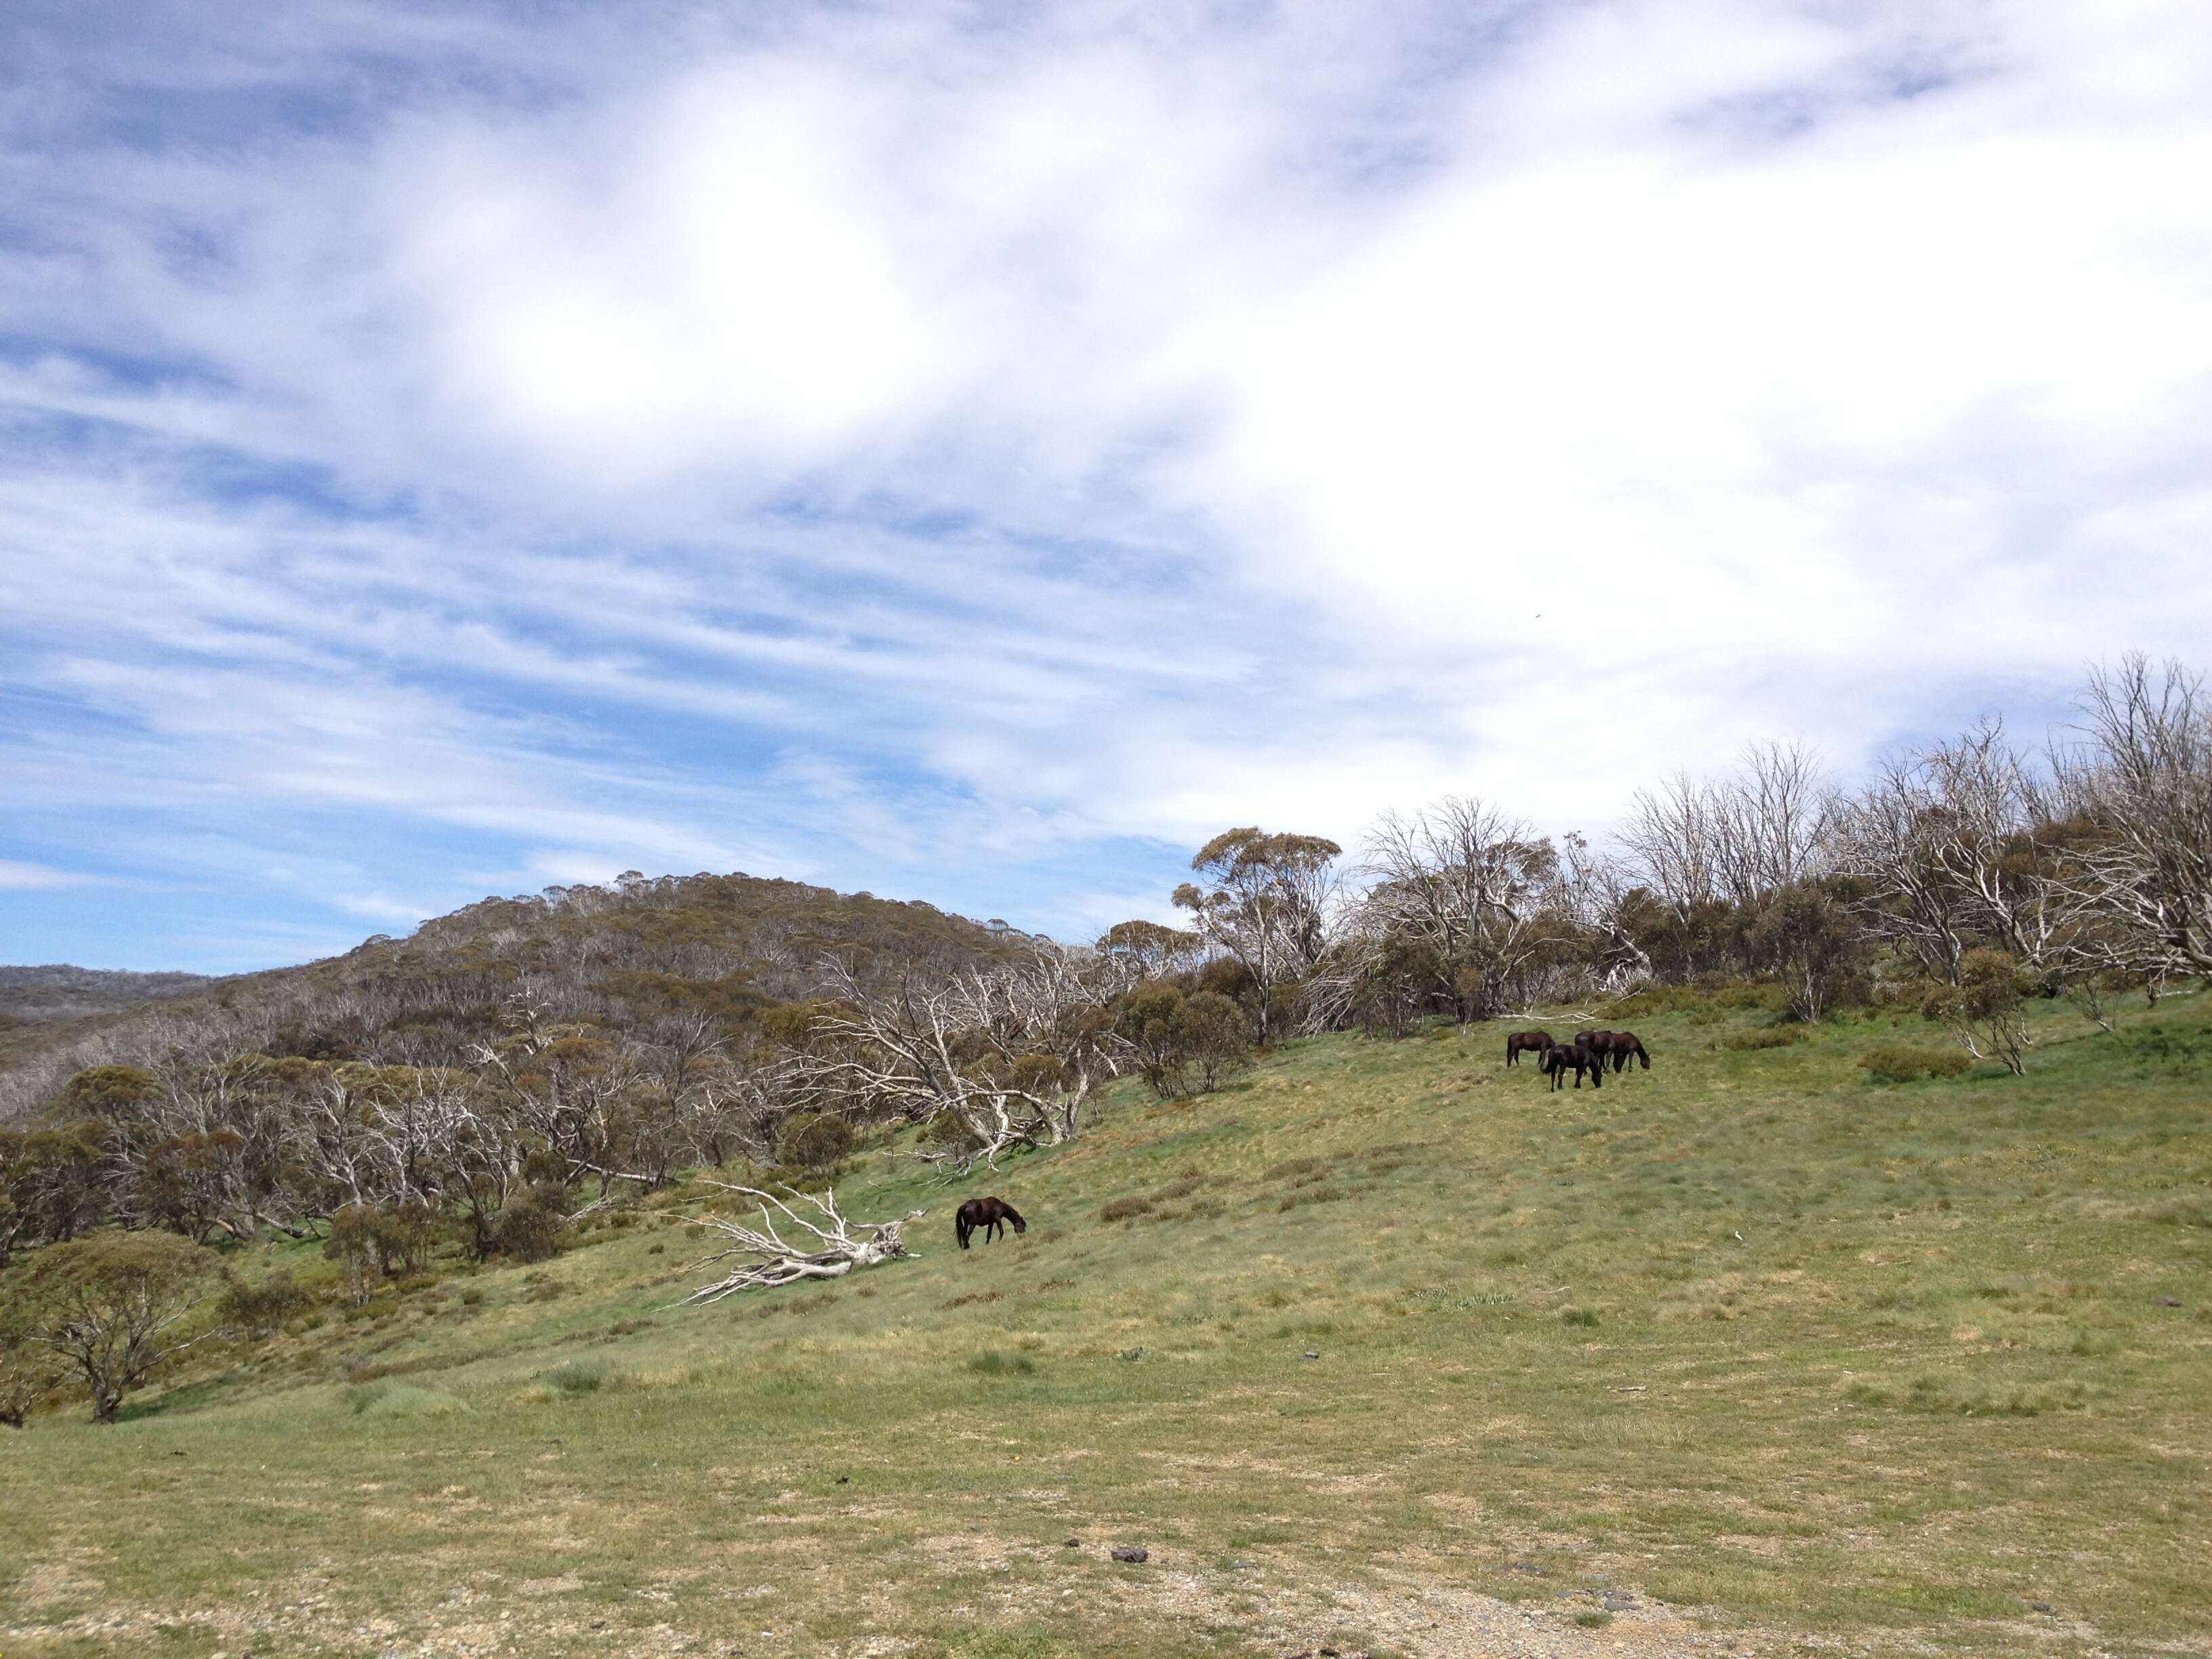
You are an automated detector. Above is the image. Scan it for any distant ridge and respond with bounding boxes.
[0,964,218,1023]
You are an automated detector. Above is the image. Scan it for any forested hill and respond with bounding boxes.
[0,965,217,1022]
[0,871,1045,1120]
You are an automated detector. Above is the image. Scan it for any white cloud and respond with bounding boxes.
[0,860,105,890]
[3,0,2209,961]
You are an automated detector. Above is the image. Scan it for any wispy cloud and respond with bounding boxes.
[3,0,2208,971]
[0,860,107,890]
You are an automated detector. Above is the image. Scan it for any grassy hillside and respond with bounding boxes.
[3,990,2209,1659]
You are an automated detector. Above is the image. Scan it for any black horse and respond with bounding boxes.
[956,1196,1027,1250]
[1505,1029,1555,1067]
[1540,1042,1602,1090]
[1601,1031,1652,1071]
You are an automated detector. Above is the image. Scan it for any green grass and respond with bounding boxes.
[2,990,2209,1658]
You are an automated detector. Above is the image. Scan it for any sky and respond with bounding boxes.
[2,0,2209,972]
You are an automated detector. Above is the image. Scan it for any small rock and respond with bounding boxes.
[1602,1591,1636,1611]
[2033,1602,2054,1614]
[1301,1351,1321,1360]
[1110,1544,1149,1563]
[2157,1296,2182,1307]
[1322,1648,1341,1657]
[836,1475,849,1484]
[1509,1561,1542,1574]
[1065,1537,1080,1548]
[1229,1558,1256,1570]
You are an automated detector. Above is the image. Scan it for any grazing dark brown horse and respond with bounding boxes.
[1505,1029,1555,1067]
[956,1196,1027,1250]
[1541,1042,1601,1090]
[1602,1031,1652,1071]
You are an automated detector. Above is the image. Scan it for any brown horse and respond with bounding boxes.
[1601,1031,1652,1071]
[1505,1029,1555,1067]
[956,1196,1027,1250]
[1541,1043,1602,1090]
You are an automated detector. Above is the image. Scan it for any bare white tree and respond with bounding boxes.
[2054,655,2212,980]
[1353,798,1582,1018]
[671,1183,924,1305]
[1833,720,2066,982]
[795,954,1124,1172]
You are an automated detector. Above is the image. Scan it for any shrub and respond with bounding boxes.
[323,1201,441,1303]
[775,1111,859,1172]
[1099,1195,1155,1223]
[539,1357,612,1396]
[1119,985,1255,1098]
[966,1349,1036,1376]
[15,1231,225,1420]
[220,1267,315,1336]
[1860,1044,1973,1084]
[1921,949,2033,1075]
[0,1296,61,1426]
[1725,1026,1804,1050]
[493,1187,568,1263]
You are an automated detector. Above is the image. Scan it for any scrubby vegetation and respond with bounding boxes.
[0,985,2203,1656]
[1,655,2209,1652]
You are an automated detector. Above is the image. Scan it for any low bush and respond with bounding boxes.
[1860,1044,1973,1083]
[966,1349,1036,1376]
[219,1267,316,1336]
[539,1358,612,1396]
[776,1111,859,1172]
[1099,1195,1155,1223]
[1726,1026,1805,1050]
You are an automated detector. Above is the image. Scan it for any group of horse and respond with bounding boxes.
[1504,1026,1652,1090]
[955,1026,1656,1248]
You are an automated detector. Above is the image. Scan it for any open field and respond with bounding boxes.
[3,989,2209,1658]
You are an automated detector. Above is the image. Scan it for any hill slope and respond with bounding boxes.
[0,870,1046,1118]
[3,990,2209,1658]
[0,965,217,1023]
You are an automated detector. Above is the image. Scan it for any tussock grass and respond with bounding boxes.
[2,989,2209,1658]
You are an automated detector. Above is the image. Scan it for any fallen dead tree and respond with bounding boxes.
[670,1183,924,1305]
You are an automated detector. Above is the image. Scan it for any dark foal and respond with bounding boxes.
[1540,1043,1602,1090]
[1504,1029,1555,1067]
[956,1196,1027,1250]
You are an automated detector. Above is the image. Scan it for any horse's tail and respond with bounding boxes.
[956,1215,971,1250]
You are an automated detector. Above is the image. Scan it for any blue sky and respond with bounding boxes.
[3,0,2210,972]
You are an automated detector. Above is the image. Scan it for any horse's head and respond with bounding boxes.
[1010,1213,1028,1234]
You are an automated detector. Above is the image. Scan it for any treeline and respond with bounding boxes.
[3,656,2208,1283]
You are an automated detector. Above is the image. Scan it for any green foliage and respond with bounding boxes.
[1726,1026,1805,1050]
[539,1357,613,1396]
[775,1111,859,1172]
[491,1186,568,1264]
[1860,1043,1975,1083]
[323,1202,440,1303]
[1920,949,2034,1075]
[54,1063,163,1119]
[15,1229,224,1420]
[218,1267,315,1337]
[966,1349,1036,1376]
[1119,985,1255,1099]
[1349,932,1448,1038]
